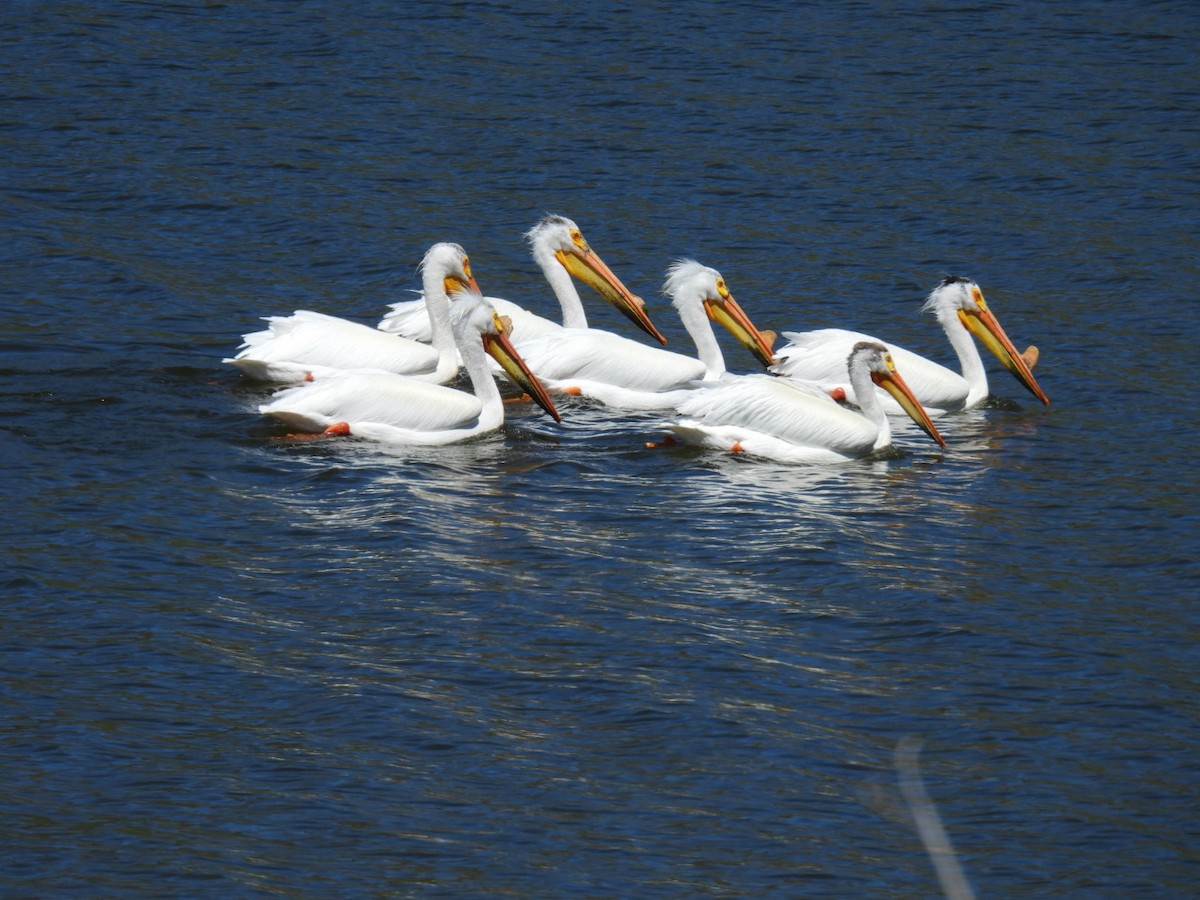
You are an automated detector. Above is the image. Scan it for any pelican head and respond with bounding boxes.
[526,214,667,345]
[450,289,561,423]
[851,341,945,447]
[421,242,481,298]
[663,260,777,367]
[925,276,1049,405]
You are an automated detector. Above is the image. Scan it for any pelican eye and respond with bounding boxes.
[462,258,473,279]
[569,228,588,251]
[971,287,987,311]
[715,278,731,301]
[884,353,897,372]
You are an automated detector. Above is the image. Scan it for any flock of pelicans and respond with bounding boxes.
[226,214,1050,464]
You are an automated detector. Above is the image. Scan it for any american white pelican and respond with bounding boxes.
[378,214,666,347]
[768,276,1049,415]
[512,260,777,410]
[666,341,945,463]
[225,243,478,384]
[258,289,560,445]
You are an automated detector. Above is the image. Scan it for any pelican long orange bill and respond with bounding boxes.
[958,287,1050,405]
[483,314,561,423]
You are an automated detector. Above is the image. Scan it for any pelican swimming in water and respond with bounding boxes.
[379,214,665,349]
[665,341,945,463]
[512,259,776,410]
[225,242,478,384]
[258,288,560,445]
[769,275,1049,415]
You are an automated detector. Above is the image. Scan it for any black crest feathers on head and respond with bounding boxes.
[937,274,970,288]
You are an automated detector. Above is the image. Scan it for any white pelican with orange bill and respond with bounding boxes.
[258,288,560,445]
[226,243,478,385]
[513,260,777,410]
[769,276,1049,415]
[664,341,945,464]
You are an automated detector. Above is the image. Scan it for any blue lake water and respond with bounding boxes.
[2,1,1198,896]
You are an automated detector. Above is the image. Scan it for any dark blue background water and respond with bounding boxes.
[3,2,1198,896]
